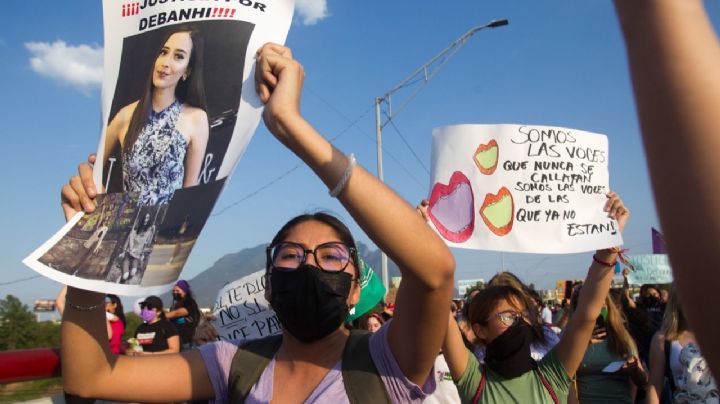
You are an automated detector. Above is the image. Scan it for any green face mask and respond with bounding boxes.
[600,306,608,320]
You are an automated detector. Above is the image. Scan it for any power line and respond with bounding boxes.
[0,274,42,287]
[385,116,430,175]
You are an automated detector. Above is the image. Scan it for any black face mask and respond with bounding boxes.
[172,293,182,301]
[484,320,536,379]
[269,263,353,343]
[642,295,661,309]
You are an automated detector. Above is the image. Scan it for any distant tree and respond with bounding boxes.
[0,295,40,349]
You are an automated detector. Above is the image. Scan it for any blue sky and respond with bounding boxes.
[2,1,719,305]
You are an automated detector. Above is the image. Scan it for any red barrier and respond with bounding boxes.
[0,348,61,384]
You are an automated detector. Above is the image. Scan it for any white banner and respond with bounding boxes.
[24,0,294,296]
[211,269,282,342]
[428,124,623,254]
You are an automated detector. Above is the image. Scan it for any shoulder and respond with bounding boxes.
[117,101,139,123]
[181,104,209,124]
[162,320,179,335]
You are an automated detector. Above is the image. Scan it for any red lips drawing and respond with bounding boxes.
[428,171,475,243]
[479,186,514,236]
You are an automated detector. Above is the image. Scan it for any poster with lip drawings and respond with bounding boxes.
[428,124,623,254]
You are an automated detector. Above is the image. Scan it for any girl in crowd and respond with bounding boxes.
[165,279,200,350]
[487,271,559,361]
[105,294,126,355]
[646,288,718,404]
[59,43,454,402]
[362,312,384,333]
[568,290,647,404]
[103,26,209,206]
[441,193,628,403]
[131,295,180,355]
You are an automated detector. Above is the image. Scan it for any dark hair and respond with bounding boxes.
[106,294,126,327]
[488,272,548,345]
[124,26,208,155]
[468,285,533,344]
[266,212,360,278]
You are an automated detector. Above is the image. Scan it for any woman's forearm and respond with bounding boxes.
[61,287,116,396]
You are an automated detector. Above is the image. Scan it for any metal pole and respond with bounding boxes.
[375,97,390,292]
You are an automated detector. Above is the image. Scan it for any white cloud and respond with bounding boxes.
[295,0,329,25]
[25,40,103,91]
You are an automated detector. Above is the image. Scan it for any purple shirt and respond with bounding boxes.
[199,322,435,403]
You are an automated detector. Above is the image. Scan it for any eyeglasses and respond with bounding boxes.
[140,303,156,310]
[490,310,524,327]
[267,241,355,272]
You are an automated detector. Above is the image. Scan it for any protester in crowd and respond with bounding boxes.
[105,294,126,355]
[485,271,559,361]
[440,193,628,402]
[102,26,209,206]
[59,42,455,402]
[130,295,180,355]
[165,279,201,350]
[568,289,647,404]
[645,288,718,404]
[361,312,384,333]
[621,275,663,366]
[613,0,720,375]
[192,311,219,347]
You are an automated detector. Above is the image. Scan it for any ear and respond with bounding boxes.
[349,278,361,306]
[472,322,487,343]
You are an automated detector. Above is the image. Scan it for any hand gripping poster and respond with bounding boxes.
[428,124,623,254]
[23,0,294,295]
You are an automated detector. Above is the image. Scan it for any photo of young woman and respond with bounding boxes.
[103,26,209,206]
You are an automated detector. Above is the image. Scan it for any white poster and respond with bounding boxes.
[211,269,282,342]
[24,0,294,295]
[428,124,623,254]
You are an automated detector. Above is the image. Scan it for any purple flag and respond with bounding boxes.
[652,227,667,254]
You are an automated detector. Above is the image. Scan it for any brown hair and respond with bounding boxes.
[124,26,208,155]
[660,286,688,341]
[468,285,532,343]
[488,272,548,345]
[571,289,636,358]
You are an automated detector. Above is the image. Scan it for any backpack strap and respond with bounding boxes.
[471,364,487,404]
[535,369,559,404]
[228,334,283,403]
[664,338,676,392]
[341,329,390,404]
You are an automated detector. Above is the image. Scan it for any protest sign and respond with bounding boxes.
[428,124,622,253]
[626,254,673,285]
[212,269,281,342]
[24,0,294,295]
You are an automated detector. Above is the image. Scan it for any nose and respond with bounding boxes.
[303,249,319,267]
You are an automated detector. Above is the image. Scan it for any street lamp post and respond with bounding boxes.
[375,19,509,292]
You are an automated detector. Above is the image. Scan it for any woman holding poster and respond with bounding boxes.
[440,193,629,403]
[59,43,455,403]
[103,26,209,206]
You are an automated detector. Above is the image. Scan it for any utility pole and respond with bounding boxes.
[375,19,509,292]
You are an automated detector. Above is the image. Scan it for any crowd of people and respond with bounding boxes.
[53,1,720,402]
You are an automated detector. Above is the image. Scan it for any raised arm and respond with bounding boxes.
[442,311,470,380]
[614,0,720,373]
[60,177,213,401]
[645,332,666,404]
[255,43,455,385]
[553,193,628,376]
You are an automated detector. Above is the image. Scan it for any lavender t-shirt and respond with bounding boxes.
[199,322,435,403]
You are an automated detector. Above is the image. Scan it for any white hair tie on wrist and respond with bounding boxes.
[329,153,356,198]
